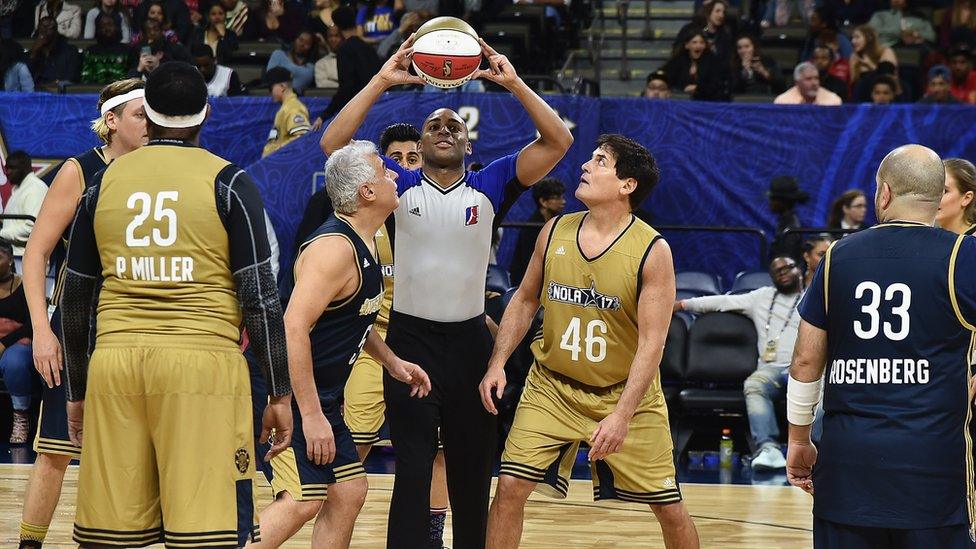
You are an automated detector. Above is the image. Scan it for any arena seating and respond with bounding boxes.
[675,271,722,296]
[730,271,773,294]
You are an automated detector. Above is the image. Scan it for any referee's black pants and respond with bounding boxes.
[384,310,498,549]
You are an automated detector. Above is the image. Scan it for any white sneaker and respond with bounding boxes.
[751,445,786,470]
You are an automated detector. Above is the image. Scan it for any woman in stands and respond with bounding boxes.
[801,235,831,289]
[17,77,146,549]
[187,2,240,63]
[266,30,318,92]
[247,0,304,44]
[131,0,180,44]
[827,189,868,230]
[850,25,898,84]
[34,0,82,39]
[83,0,131,43]
[0,241,35,445]
[939,0,976,50]
[936,158,976,235]
[730,33,785,95]
[662,28,730,100]
[678,0,734,63]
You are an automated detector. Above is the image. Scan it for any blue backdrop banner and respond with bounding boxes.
[3,91,975,285]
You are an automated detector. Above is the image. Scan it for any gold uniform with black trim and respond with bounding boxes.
[500,212,681,505]
[61,141,287,548]
[261,90,311,157]
[343,222,395,445]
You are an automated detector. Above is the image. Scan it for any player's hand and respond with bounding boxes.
[376,34,425,88]
[303,411,336,465]
[261,394,293,462]
[786,440,818,495]
[33,327,63,388]
[473,38,519,88]
[588,411,629,461]
[479,365,506,415]
[387,358,431,398]
[67,400,84,447]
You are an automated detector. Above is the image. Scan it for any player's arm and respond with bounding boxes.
[285,236,356,465]
[319,36,424,155]
[479,217,556,414]
[363,330,431,397]
[472,39,573,186]
[589,239,674,461]
[23,160,85,388]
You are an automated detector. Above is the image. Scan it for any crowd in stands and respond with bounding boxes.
[646,0,976,104]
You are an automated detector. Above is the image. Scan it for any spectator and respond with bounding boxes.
[730,34,785,95]
[377,10,424,58]
[869,74,898,103]
[405,0,437,15]
[33,0,81,39]
[811,44,849,98]
[306,0,338,43]
[678,0,734,63]
[766,175,808,263]
[801,235,831,289]
[822,0,876,28]
[948,45,976,103]
[800,7,854,62]
[357,0,402,45]
[827,189,868,230]
[936,158,976,234]
[918,64,961,103]
[187,3,239,63]
[130,1,179,44]
[127,20,190,77]
[266,30,317,92]
[0,241,33,445]
[643,70,670,98]
[509,178,566,284]
[28,17,80,86]
[83,0,130,43]
[315,6,380,123]
[674,256,805,470]
[0,41,32,91]
[939,0,976,50]
[262,66,311,157]
[763,0,813,28]
[80,14,129,84]
[248,0,303,43]
[313,24,342,89]
[849,24,898,84]
[662,28,730,100]
[0,151,47,255]
[132,0,190,42]
[867,0,935,47]
[192,43,244,96]
[220,0,249,36]
[774,62,843,104]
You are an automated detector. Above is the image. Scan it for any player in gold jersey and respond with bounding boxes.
[480,134,699,548]
[59,62,293,547]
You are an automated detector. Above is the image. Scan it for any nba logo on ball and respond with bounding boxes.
[411,16,482,89]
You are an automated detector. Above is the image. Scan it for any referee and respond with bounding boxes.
[321,38,573,548]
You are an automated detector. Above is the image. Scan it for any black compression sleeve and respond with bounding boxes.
[216,165,292,397]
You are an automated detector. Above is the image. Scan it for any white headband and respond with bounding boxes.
[143,100,209,129]
[99,89,144,116]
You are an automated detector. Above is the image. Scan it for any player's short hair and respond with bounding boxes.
[876,145,945,207]
[379,123,421,155]
[595,134,660,210]
[532,177,565,204]
[325,140,379,215]
[190,44,214,59]
[945,158,976,225]
[144,61,208,131]
[90,78,145,143]
[333,5,356,31]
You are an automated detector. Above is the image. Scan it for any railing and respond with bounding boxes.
[642,0,653,39]
[781,227,860,238]
[587,0,607,87]
[617,0,631,81]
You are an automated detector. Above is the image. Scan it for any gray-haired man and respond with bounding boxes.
[774,62,843,105]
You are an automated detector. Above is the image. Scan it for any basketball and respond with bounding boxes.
[411,16,483,89]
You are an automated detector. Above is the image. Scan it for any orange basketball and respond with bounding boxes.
[411,17,482,89]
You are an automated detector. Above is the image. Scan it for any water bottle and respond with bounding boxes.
[719,428,733,469]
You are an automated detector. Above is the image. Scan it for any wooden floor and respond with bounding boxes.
[0,464,813,548]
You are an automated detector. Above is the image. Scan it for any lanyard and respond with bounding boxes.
[764,291,800,343]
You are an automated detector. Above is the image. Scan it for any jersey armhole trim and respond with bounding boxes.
[949,233,976,331]
[537,214,564,301]
[823,240,834,317]
[636,235,662,297]
[297,233,363,312]
[66,157,85,194]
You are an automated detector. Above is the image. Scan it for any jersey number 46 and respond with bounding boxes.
[559,317,607,363]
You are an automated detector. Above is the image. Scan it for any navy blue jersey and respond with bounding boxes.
[799,221,976,530]
[297,215,384,393]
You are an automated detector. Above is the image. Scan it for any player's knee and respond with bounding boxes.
[36,452,72,473]
[346,479,369,511]
[649,501,691,529]
[276,491,322,522]
[494,475,535,505]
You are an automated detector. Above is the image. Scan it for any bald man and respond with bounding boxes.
[786,144,976,549]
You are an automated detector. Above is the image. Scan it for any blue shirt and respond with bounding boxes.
[3,63,34,92]
[265,49,314,93]
[799,221,976,529]
[356,5,396,41]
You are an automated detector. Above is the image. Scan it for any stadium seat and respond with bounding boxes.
[486,264,512,294]
[729,271,772,294]
[676,271,721,296]
[678,312,758,414]
[661,315,689,407]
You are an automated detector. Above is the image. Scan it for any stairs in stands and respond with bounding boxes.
[560,0,695,97]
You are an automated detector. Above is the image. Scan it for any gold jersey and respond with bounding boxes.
[92,144,242,342]
[375,222,394,329]
[262,90,311,157]
[531,212,663,388]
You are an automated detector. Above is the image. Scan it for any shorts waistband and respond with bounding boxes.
[95,332,242,350]
[537,362,625,395]
[390,310,486,333]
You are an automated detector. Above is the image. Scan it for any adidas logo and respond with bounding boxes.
[409,207,421,217]
[555,246,566,255]
[363,257,370,268]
